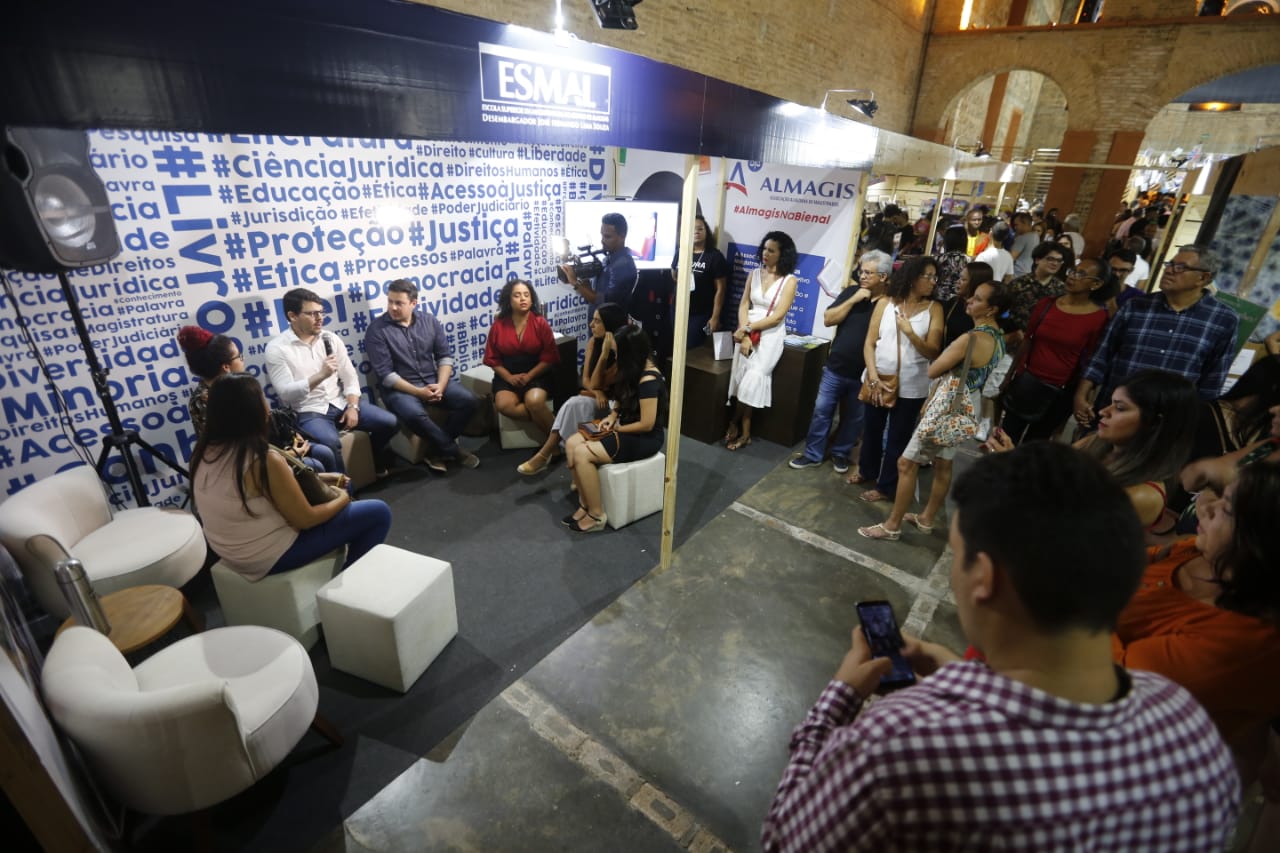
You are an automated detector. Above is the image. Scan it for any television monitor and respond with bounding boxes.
[560,200,680,270]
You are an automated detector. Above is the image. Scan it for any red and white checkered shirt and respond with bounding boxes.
[762,661,1239,852]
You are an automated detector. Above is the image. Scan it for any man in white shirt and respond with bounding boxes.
[975,221,1014,282]
[264,287,397,475]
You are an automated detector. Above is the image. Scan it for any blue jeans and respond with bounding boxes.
[298,401,397,474]
[381,381,479,458]
[303,441,336,473]
[857,396,926,494]
[799,367,865,464]
[269,500,392,574]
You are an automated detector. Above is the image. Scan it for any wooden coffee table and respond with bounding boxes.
[56,584,204,654]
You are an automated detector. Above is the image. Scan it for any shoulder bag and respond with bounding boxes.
[278,448,342,505]
[857,303,901,408]
[915,333,978,448]
[747,271,784,347]
[1001,299,1062,423]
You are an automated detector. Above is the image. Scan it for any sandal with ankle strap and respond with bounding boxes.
[518,451,551,476]
[857,523,901,541]
[569,511,607,533]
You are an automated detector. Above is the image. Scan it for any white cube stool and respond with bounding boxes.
[316,545,458,693]
[599,451,665,529]
[460,364,552,450]
[210,548,346,649]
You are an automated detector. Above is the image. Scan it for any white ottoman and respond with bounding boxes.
[599,451,665,529]
[460,364,552,450]
[210,547,346,649]
[316,545,458,693]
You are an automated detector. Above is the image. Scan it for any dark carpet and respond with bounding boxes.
[131,432,791,852]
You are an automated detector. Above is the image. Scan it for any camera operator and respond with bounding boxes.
[560,212,639,316]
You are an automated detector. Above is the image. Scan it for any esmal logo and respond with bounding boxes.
[479,43,611,116]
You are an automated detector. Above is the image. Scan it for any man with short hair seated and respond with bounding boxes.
[762,442,1239,852]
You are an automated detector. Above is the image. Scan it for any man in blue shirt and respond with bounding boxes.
[1074,245,1238,426]
[560,212,639,315]
[365,279,480,470]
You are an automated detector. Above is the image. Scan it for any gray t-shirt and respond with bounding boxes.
[1010,233,1040,276]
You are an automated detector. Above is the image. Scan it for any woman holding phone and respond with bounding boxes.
[561,325,666,533]
[518,302,628,475]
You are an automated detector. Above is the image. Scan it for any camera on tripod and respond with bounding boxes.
[551,236,607,284]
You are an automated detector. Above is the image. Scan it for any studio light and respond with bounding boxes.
[821,89,879,122]
[591,0,642,30]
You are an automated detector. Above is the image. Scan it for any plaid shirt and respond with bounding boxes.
[762,662,1239,852]
[1081,291,1238,400]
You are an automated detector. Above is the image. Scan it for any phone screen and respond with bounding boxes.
[581,421,602,435]
[855,600,916,690]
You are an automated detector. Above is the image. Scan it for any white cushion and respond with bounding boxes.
[42,625,316,815]
[599,452,665,529]
[0,466,205,618]
[317,545,457,693]
[134,626,317,780]
[211,548,345,649]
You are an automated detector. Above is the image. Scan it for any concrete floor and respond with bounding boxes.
[311,446,1269,852]
[313,450,968,852]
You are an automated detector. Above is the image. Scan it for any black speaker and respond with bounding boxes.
[0,127,120,273]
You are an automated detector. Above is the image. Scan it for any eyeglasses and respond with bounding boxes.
[1066,269,1099,281]
[1164,261,1207,274]
[298,310,326,318]
[858,269,883,278]
[919,273,938,281]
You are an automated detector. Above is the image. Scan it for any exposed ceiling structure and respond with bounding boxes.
[1172,64,1280,103]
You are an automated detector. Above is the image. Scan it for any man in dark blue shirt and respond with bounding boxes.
[1074,245,1238,425]
[365,279,481,470]
[561,212,639,315]
[789,251,890,473]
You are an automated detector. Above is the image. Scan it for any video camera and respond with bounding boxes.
[552,236,607,284]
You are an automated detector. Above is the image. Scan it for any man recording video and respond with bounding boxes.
[560,212,639,315]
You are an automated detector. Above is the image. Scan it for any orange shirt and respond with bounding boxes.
[1112,540,1280,743]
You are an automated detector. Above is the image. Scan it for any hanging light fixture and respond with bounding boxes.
[590,0,642,30]
[820,89,879,122]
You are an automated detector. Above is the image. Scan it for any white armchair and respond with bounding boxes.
[41,625,321,815]
[0,465,206,618]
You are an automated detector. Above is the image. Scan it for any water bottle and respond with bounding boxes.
[54,558,111,635]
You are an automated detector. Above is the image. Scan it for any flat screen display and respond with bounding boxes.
[560,200,680,270]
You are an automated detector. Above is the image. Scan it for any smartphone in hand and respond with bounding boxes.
[856,600,917,690]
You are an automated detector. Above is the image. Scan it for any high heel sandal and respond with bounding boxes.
[570,511,607,533]
[518,451,551,476]
[562,504,587,527]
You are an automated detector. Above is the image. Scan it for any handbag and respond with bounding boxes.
[1000,299,1062,423]
[915,335,978,448]
[857,302,902,408]
[280,448,341,505]
[745,269,784,347]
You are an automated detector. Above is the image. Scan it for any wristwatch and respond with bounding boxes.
[347,402,360,411]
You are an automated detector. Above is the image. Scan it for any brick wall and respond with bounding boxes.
[410,0,934,134]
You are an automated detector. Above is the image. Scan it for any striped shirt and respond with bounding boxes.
[1081,291,1238,401]
[761,662,1239,852]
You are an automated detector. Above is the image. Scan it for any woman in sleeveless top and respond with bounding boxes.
[851,256,945,502]
[723,231,799,451]
[562,326,666,533]
[192,373,391,581]
[858,282,1010,541]
[989,369,1199,534]
[518,302,628,475]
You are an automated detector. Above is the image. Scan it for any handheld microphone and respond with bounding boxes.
[323,334,333,357]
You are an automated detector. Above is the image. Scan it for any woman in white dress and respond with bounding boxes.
[724,231,800,450]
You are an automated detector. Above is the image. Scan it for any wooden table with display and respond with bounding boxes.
[56,584,204,654]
